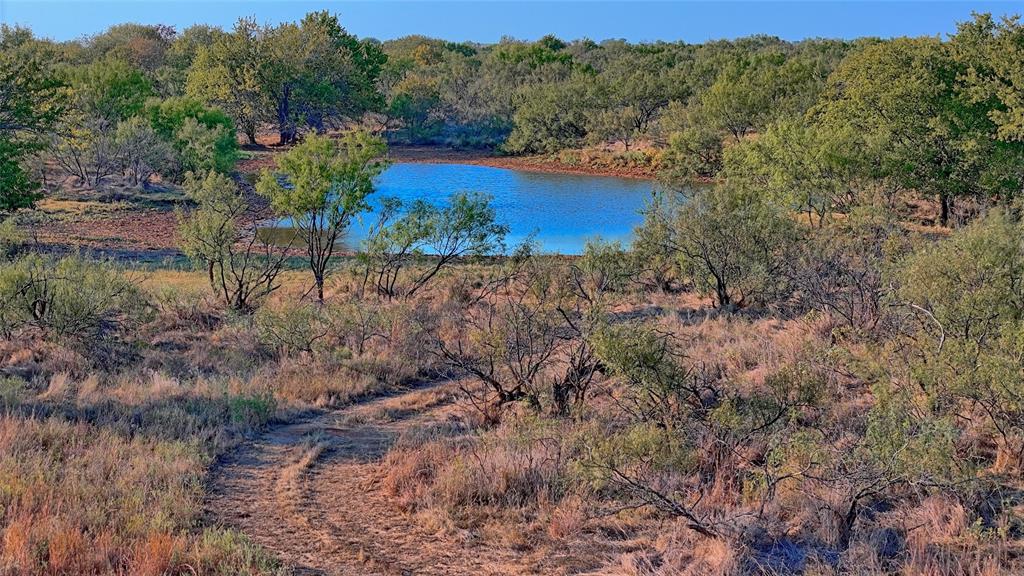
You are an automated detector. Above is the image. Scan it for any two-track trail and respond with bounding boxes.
[205,381,543,576]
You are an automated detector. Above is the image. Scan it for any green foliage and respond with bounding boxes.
[722,119,871,225]
[228,394,277,429]
[505,72,603,154]
[591,322,689,428]
[0,253,144,342]
[865,381,959,481]
[361,191,508,299]
[257,130,387,300]
[189,12,385,143]
[574,238,633,298]
[0,43,64,211]
[662,111,723,180]
[257,131,386,221]
[700,52,820,141]
[113,115,176,185]
[387,74,443,142]
[174,117,238,175]
[951,14,1024,142]
[69,58,153,122]
[669,183,798,308]
[178,171,287,311]
[144,97,238,174]
[185,18,265,143]
[813,35,1024,225]
[893,209,1024,458]
[631,193,679,292]
[254,299,330,357]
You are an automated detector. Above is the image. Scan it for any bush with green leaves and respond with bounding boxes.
[664,183,799,308]
[257,131,387,301]
[0,253,144,342]
[178,171,290,312]
[113,115,176,186]
[360,191,507,299]
[892,209,1024,464]
[572,238,633,300]
[254,300,333,358]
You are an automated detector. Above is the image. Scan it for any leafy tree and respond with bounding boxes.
[68,58,153,123]
[84,23,175,75]
[256,131,387,301]
[701,53,819,142]
[261,12,386,143]
[386,74,444,142]
[596,50,690,145]
[722,119,881,226]
[0,36,64,211]
[951,13,1024,142]
[144,97,238,175]
[505,73,603,154]
[660,102,724,180]
[814,37,1024,226]
[178,171,290,312]
[0,253,143,343]
[665,183,798,308]
[360,191,507,299]
[186,17,266,144]
[893,209,1024,464]
[174,118,237,176]
[114,116,175,186]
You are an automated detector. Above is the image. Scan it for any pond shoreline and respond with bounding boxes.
[387,146,658,180]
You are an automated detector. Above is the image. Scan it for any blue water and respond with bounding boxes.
[339,163,657,255]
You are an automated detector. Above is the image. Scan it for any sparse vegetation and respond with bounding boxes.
[1,9,1024,576]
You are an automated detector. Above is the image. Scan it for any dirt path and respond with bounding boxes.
[206,382,543,575]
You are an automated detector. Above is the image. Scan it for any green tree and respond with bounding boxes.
[144,96,238,175]
[360,191,507,299]
[951,13,1024,142]
[260,12,386,143]
[256,131,387,301]
[386,74,443,142]
[0,36,64,211]
[666,183,798,308]
[178,171,290,312]
[814,37,1024,226]
[186,17,266,144]
[892,209,1024,468]
[701,53,819,142]
[505,73,603,154]
[722,119,878,226]
[69,58,153,123]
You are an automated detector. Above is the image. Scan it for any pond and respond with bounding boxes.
[277,162,661,255]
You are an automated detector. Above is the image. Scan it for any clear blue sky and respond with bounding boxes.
[2,1,1023,44]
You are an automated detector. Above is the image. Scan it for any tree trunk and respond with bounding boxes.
[277,85,294,145]
[939,192,951,227]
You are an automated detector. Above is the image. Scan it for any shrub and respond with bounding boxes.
[668,183,798,308]
[254,300,332,358]
[0,254,145,343]
[574,238,633,299]
[178,171,289,312]
[892,209,1024,466]
[228,394,277,430]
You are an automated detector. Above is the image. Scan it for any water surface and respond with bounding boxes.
[287,162,660,255]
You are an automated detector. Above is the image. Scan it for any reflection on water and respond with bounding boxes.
[273,162,661,255]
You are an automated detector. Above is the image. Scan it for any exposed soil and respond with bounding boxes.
[388,146,657,180]
[206,381,565,576]
[29,208,181,252]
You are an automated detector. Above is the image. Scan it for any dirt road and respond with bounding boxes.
[205,382,547,575]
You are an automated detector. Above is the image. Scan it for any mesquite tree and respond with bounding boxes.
[257,131,386,301]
